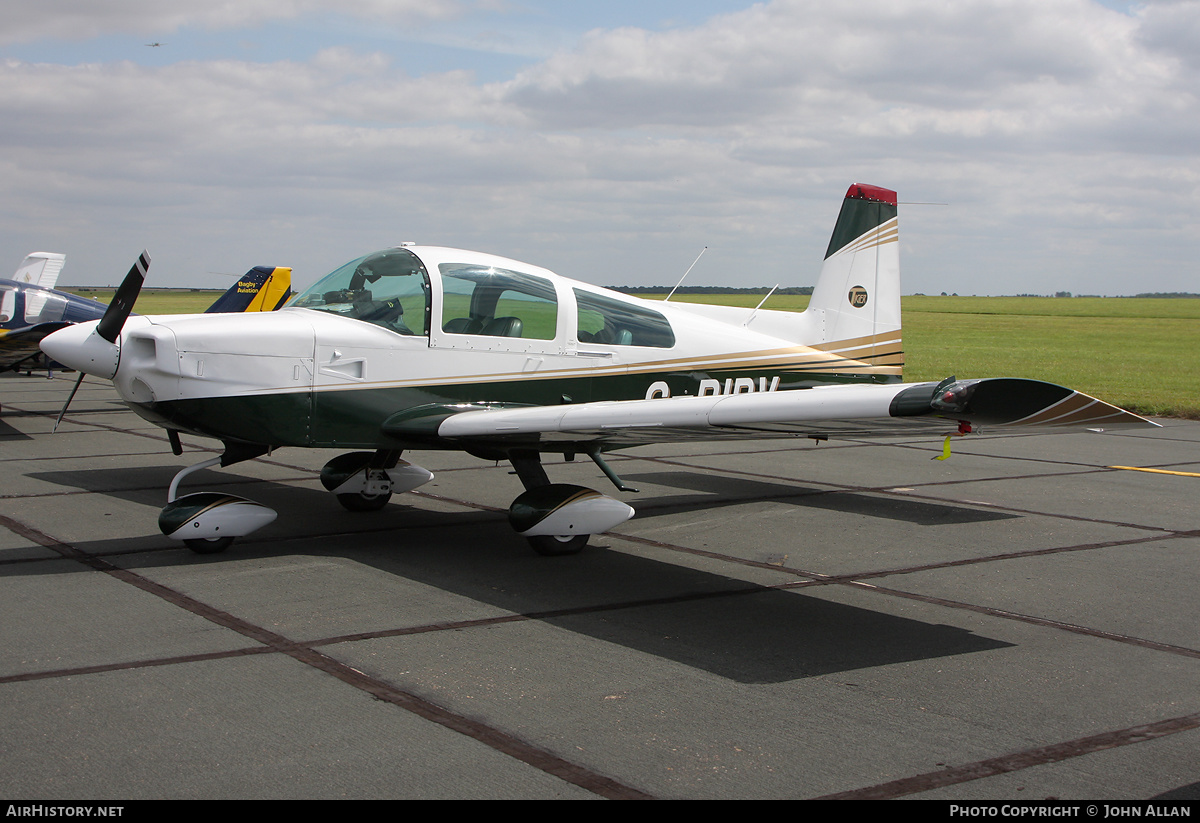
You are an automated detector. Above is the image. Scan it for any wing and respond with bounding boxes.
[0,322,71,372]
[384,378,1157,451]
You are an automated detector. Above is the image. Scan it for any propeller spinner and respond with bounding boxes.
[42,251,150,430]
[41,251,150,379]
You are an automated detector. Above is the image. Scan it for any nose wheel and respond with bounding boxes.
[160,449,278,554]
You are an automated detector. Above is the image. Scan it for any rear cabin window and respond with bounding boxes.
[440,264,558,340]
[574,289,675,348]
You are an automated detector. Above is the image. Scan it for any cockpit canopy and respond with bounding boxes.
[1,282,80,327]
[289,246,674,348]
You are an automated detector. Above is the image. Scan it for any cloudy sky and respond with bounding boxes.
[2,0,1196,296]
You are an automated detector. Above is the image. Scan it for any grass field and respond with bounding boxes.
[64,288,1200,418]
[63,288,223,315]
[616,293,1200,419]
[901,297,1200,419]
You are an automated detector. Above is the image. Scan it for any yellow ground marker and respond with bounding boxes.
[933,435,953,461]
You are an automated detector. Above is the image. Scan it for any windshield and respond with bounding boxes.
[288,248,430,336]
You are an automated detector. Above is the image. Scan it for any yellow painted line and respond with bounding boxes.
[1109,466,1200,478]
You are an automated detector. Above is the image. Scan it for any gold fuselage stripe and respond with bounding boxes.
[295,333,906,395]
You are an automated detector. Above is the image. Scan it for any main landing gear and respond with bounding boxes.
[318,447,634,556]
[506,450,635,556]
[158,441,632,557]
[319,450,434,511]
[318,448,634,556]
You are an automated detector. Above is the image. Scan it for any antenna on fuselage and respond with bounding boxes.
[745,284,779,326]
[664,246,707,302]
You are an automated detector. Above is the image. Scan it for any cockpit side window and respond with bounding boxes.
[574,288,675,348]
[24,290,69,324]
[439,264,558,340]
[0,286,16,325]
[288,249,431,336]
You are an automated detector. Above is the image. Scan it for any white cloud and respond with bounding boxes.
[0,0,466,45]
[0,0,1197,296]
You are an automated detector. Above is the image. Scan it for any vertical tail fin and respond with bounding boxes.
[204,266,293,313]
[12,253,67,319]
[12,252,66,289]
[802,184,902,376]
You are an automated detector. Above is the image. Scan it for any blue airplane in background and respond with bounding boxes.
[1,252,292,375]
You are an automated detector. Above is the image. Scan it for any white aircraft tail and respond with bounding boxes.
[798,184,902,374]
[12,252,66,289]
[653,184,903,376]
[12,252,67,320]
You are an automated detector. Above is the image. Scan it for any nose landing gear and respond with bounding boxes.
[159,453,278,554]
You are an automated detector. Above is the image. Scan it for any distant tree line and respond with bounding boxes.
[607,285,814,295]
[1046,292,1200,299]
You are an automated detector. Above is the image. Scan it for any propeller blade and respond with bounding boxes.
[96,250,151,343]
[53,372,86,433]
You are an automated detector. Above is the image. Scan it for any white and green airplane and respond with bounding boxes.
[40,184,1155,555]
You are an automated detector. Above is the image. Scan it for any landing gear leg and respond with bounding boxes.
[510,449,551,490]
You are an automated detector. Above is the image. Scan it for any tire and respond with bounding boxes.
[336,491,393,512]
[184,536,234,554]
[527,534,589,556]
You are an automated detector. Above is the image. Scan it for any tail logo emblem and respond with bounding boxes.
[848,285,869,308]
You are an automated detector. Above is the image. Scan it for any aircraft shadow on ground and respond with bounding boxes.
[1155,781,1200,800]
[0,418,33,440]
[28,465,292,499]
[18,464,1016,684]
[625,470,1019,525]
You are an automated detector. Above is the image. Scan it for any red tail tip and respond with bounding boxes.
[845,184,897,206]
